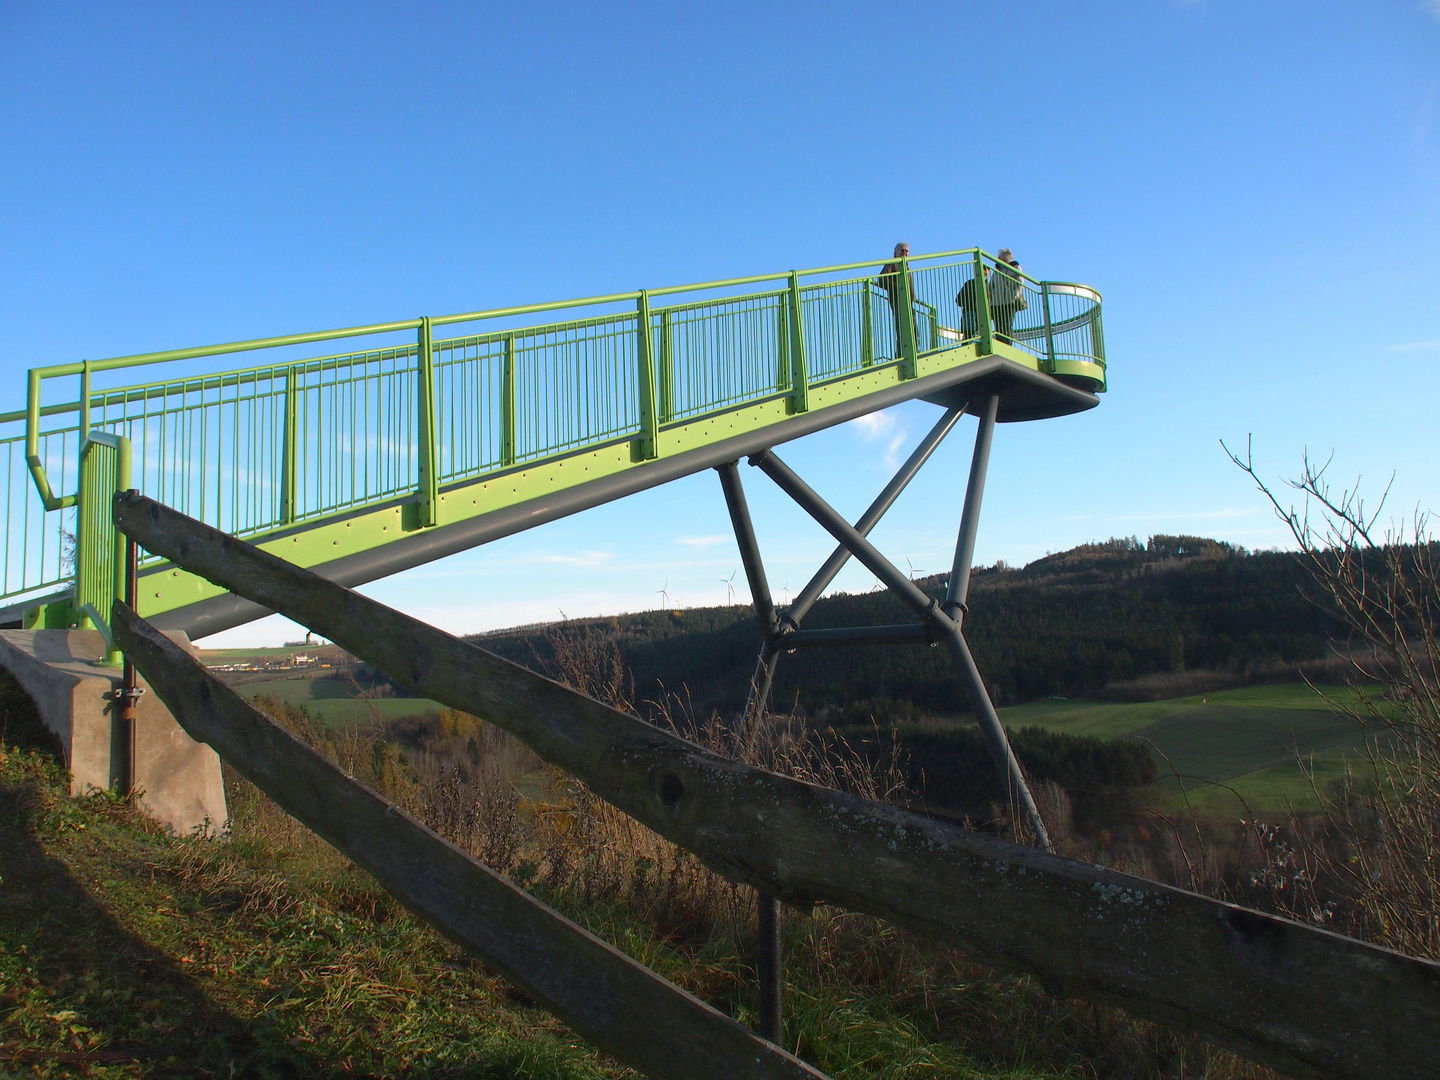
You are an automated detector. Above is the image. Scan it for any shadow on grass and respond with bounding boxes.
[0,773,326,1078]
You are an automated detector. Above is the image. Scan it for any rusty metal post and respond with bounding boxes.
[113,493,143,795]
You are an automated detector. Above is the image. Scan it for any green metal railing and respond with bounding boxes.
[0,248,1104,632]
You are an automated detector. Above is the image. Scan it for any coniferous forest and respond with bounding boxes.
[480,535,1344,721]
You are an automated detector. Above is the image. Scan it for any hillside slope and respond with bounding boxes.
[480,535,1343,718]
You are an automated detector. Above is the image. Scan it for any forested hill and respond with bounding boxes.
[476,536,1346,719]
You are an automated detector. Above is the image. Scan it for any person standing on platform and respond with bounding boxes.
[879,242,917,359]
[988,248,1026,344]
[956,263,991,341]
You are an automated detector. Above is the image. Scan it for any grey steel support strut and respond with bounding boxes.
[749,442,1051,851]
[945,395,999,616]
[937,396,1051,848]
[715,460,784,1047]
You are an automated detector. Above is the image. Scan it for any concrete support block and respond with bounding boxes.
[0,628,226,835]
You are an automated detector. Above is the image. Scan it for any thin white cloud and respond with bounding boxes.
[1391,340,1440,353]
[676,534,727,548]
[848,409,908,469]
[532,550,612,567]
[1424,0,1440,23]
[848,411,896,440]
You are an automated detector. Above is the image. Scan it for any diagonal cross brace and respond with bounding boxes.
[718,407,964,757]
[749,438,1051,851]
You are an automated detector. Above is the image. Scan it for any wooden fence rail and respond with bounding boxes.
[113,605,827,1080]
[114,492,1440,1080]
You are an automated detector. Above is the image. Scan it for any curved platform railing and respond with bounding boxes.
[0,248,1104,633]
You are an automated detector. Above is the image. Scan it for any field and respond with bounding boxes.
[999,684,1372,814]
[225,673,444,725]
[223,661,1373,816]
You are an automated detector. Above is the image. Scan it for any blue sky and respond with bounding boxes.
[2,1,1438,645]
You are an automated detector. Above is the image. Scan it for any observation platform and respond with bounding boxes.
[0,248,1104,641]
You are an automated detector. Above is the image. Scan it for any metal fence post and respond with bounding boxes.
[897,258,918,379]
[1042,283,1056,370]
[635,291,660,460]
[501,333,517,468]
[973,251,994,356]
[657,309,674,425]
[78,360,91,439]
[786,272,809,413]
[281,365,298,524]
[860,284,874,368]
[416,317,438,526]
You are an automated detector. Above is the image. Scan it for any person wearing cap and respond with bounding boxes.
[988,248,1027,344]
[878,242,918,359]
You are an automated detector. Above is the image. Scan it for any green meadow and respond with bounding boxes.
[1000,683,1374,815]
[233,674,444,725]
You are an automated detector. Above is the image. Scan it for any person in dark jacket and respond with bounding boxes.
[879,242,917,358]
[956,264,991,340]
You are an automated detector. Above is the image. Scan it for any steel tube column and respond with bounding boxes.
[945,395,999,615]
[715,461,784,1046]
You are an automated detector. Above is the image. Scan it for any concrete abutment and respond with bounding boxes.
[0,628,226,834]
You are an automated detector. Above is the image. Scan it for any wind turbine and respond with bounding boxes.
[720,570,737,606]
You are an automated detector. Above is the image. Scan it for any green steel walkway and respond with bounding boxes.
[0,248,1104,640]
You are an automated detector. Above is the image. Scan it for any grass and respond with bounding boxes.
[999,684,1371,815]
[231,676,444,726]
[0,748,625,1079]
[0,700,1278,1080]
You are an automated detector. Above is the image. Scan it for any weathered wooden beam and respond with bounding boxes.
[115,493,1440,1080]
[112,604,827,1080]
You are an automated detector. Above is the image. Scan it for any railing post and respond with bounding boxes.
[105,440,131,665]
[786,272,808,413]
[973,251,994,356]
[635,291,660,460]
[860,283,874,368]
[896,258,918,379]
[281,365,298,524]
[657,309,674,425]
[501,333,517,468]
[775,296,790,391]
[416,317,438,526]
[78,360,91,439]
[1042,283,1056,370]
